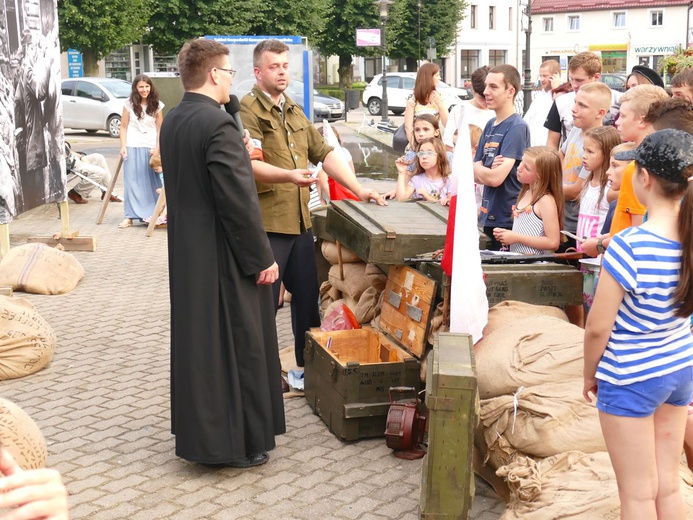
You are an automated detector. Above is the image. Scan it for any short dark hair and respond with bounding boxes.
[672,68,693,89]
[488,64,521,100]
[177,39,229,90]
[470,66,490,97]
[645,97,693,134]
[253,39,290,68]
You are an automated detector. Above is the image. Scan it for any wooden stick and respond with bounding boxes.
[0,223,9,259]
[336,240,344,281]
[146,188,167,237]
[59,201,70,237]
[96,156,122,225]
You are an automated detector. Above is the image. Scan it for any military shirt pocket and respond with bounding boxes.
[258,116,280,150]
[286,117,309,151]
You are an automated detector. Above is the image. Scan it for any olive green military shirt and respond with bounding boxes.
[240,85,333,235]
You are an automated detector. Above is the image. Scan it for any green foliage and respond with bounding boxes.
[658,47,693,77]
[314,0,380,59]
[317,87,345,100]
[388,0,468,61]
[58,0,150,60]
[248,0,329,38]
[144,0,262,56]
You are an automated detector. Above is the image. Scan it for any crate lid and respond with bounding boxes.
[378,265,437,359]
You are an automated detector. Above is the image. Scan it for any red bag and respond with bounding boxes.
[320,303,360,331]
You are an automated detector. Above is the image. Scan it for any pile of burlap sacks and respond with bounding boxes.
[474,301,693,518]
[318,241,387,326]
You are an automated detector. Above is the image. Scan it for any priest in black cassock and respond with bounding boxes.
[160,38,285,468]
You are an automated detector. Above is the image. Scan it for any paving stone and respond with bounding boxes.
[3,140,504,519]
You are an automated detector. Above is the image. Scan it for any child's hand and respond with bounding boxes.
[383,189,397,200]
[439,197,450,206]
[581,237,599,257]
[493,227,514,246]
[583,377,598,403]
[491,155,505,169]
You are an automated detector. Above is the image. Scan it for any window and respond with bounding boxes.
[613,12,626,28]
[542,17,554,32]
[76,82,105,101]
[568,15,580,31]
[509,7,513,31]
[651,10,663,27]
[61,81,75,97]
[460,50,479,77]
[470,5,477,29]
[489,49,506,67]
[402,76,415,89]
[489,6,495,29]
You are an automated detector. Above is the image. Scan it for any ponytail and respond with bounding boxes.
[675,170,693,317]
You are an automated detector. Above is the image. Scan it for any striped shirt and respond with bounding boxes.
[509,204,549,255]
[597,227,693,385]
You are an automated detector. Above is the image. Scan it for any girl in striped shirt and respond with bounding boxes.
[492,146,564,254]
[583,129,693,520]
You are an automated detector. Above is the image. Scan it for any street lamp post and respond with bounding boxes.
[522,0,532,115]
[375,0,393,123]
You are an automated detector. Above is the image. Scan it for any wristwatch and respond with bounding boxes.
[596,238,606,255]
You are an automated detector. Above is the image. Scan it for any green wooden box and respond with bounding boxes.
[310,206,334,242]
[417,261,582,307]
[304,266,435,441]
[326,200,449,265]
[420,332,477,519]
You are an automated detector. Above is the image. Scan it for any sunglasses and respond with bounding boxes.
[416,151,437,158]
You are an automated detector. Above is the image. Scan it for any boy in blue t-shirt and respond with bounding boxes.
[473,64,531,250]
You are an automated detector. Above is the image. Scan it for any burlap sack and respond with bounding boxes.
[480,379,605,466]
[321,241,361,264]
[365,263,387,291]
[354,286,381,325]
[475,315,584,399]
[322,297,358,323]
[328,262,370,301]
[479,300,569,342]
[498,451,693,519]
[0,296,55,380]
[0,243,84,294]
[0,397,47,469]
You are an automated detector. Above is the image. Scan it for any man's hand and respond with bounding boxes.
[0,448,69,519]
[289,169,318,187]
[491,154,505,169]
[357,187,387,206]
[257,262,279,285]
[243,129,254,154]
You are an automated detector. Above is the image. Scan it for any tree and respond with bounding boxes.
[247,0,329,40]
[145,0,262,56]
[314,0,382,87]
[58,0,151,75]
[388,0,468,71]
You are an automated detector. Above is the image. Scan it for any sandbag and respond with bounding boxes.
[475,315,584,399]
[365,263,387,291]
[354,286,380,325]
[0,296,55,380]
[498,451,693,519]
[321,241,361,264]
[480,300,568,341]
[0,397,47,469]
[328,262,370,302]
[0,243,84,294]
[480,379,605,467]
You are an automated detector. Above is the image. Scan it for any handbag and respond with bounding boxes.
[393,124,409,155]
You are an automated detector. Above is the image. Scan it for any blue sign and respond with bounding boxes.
[67,49,83,78]
[206,35,303,45]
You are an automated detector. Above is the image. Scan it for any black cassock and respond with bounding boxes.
[160,92,285,464]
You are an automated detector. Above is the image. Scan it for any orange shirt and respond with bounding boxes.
[609,162,646,235]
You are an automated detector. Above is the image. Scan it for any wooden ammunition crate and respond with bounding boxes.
[305,266,436,441]
[420,332,477,519]
[417,261,582,307]
[326,200,449,264]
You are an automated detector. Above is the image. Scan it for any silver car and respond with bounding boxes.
[61,77,131,138]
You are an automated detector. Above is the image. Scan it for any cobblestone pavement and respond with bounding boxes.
[0,133,504,519]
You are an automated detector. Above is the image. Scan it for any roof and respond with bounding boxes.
[532,0,691,15]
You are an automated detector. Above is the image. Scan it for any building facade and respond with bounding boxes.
[531,0,692,82]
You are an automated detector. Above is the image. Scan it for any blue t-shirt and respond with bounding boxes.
[474,113,530,229]
[597,227,693,385]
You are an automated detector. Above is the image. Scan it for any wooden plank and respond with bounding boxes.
[0,287,12,297]
[27,236,96,252]
[146,188,167,237]
[96,157,122,224]
[0,224,8,259]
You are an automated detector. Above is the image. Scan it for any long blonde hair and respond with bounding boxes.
[516,146,565,227]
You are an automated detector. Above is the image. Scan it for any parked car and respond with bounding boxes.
[61,77,131,138]
[231,79,345,122]
[600,73,628,93]
[362,72,471,116]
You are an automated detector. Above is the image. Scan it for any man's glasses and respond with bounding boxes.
[416,151,436,158]
[216,67,236,77]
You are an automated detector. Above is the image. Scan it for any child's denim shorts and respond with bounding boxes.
[597,365,693,418]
